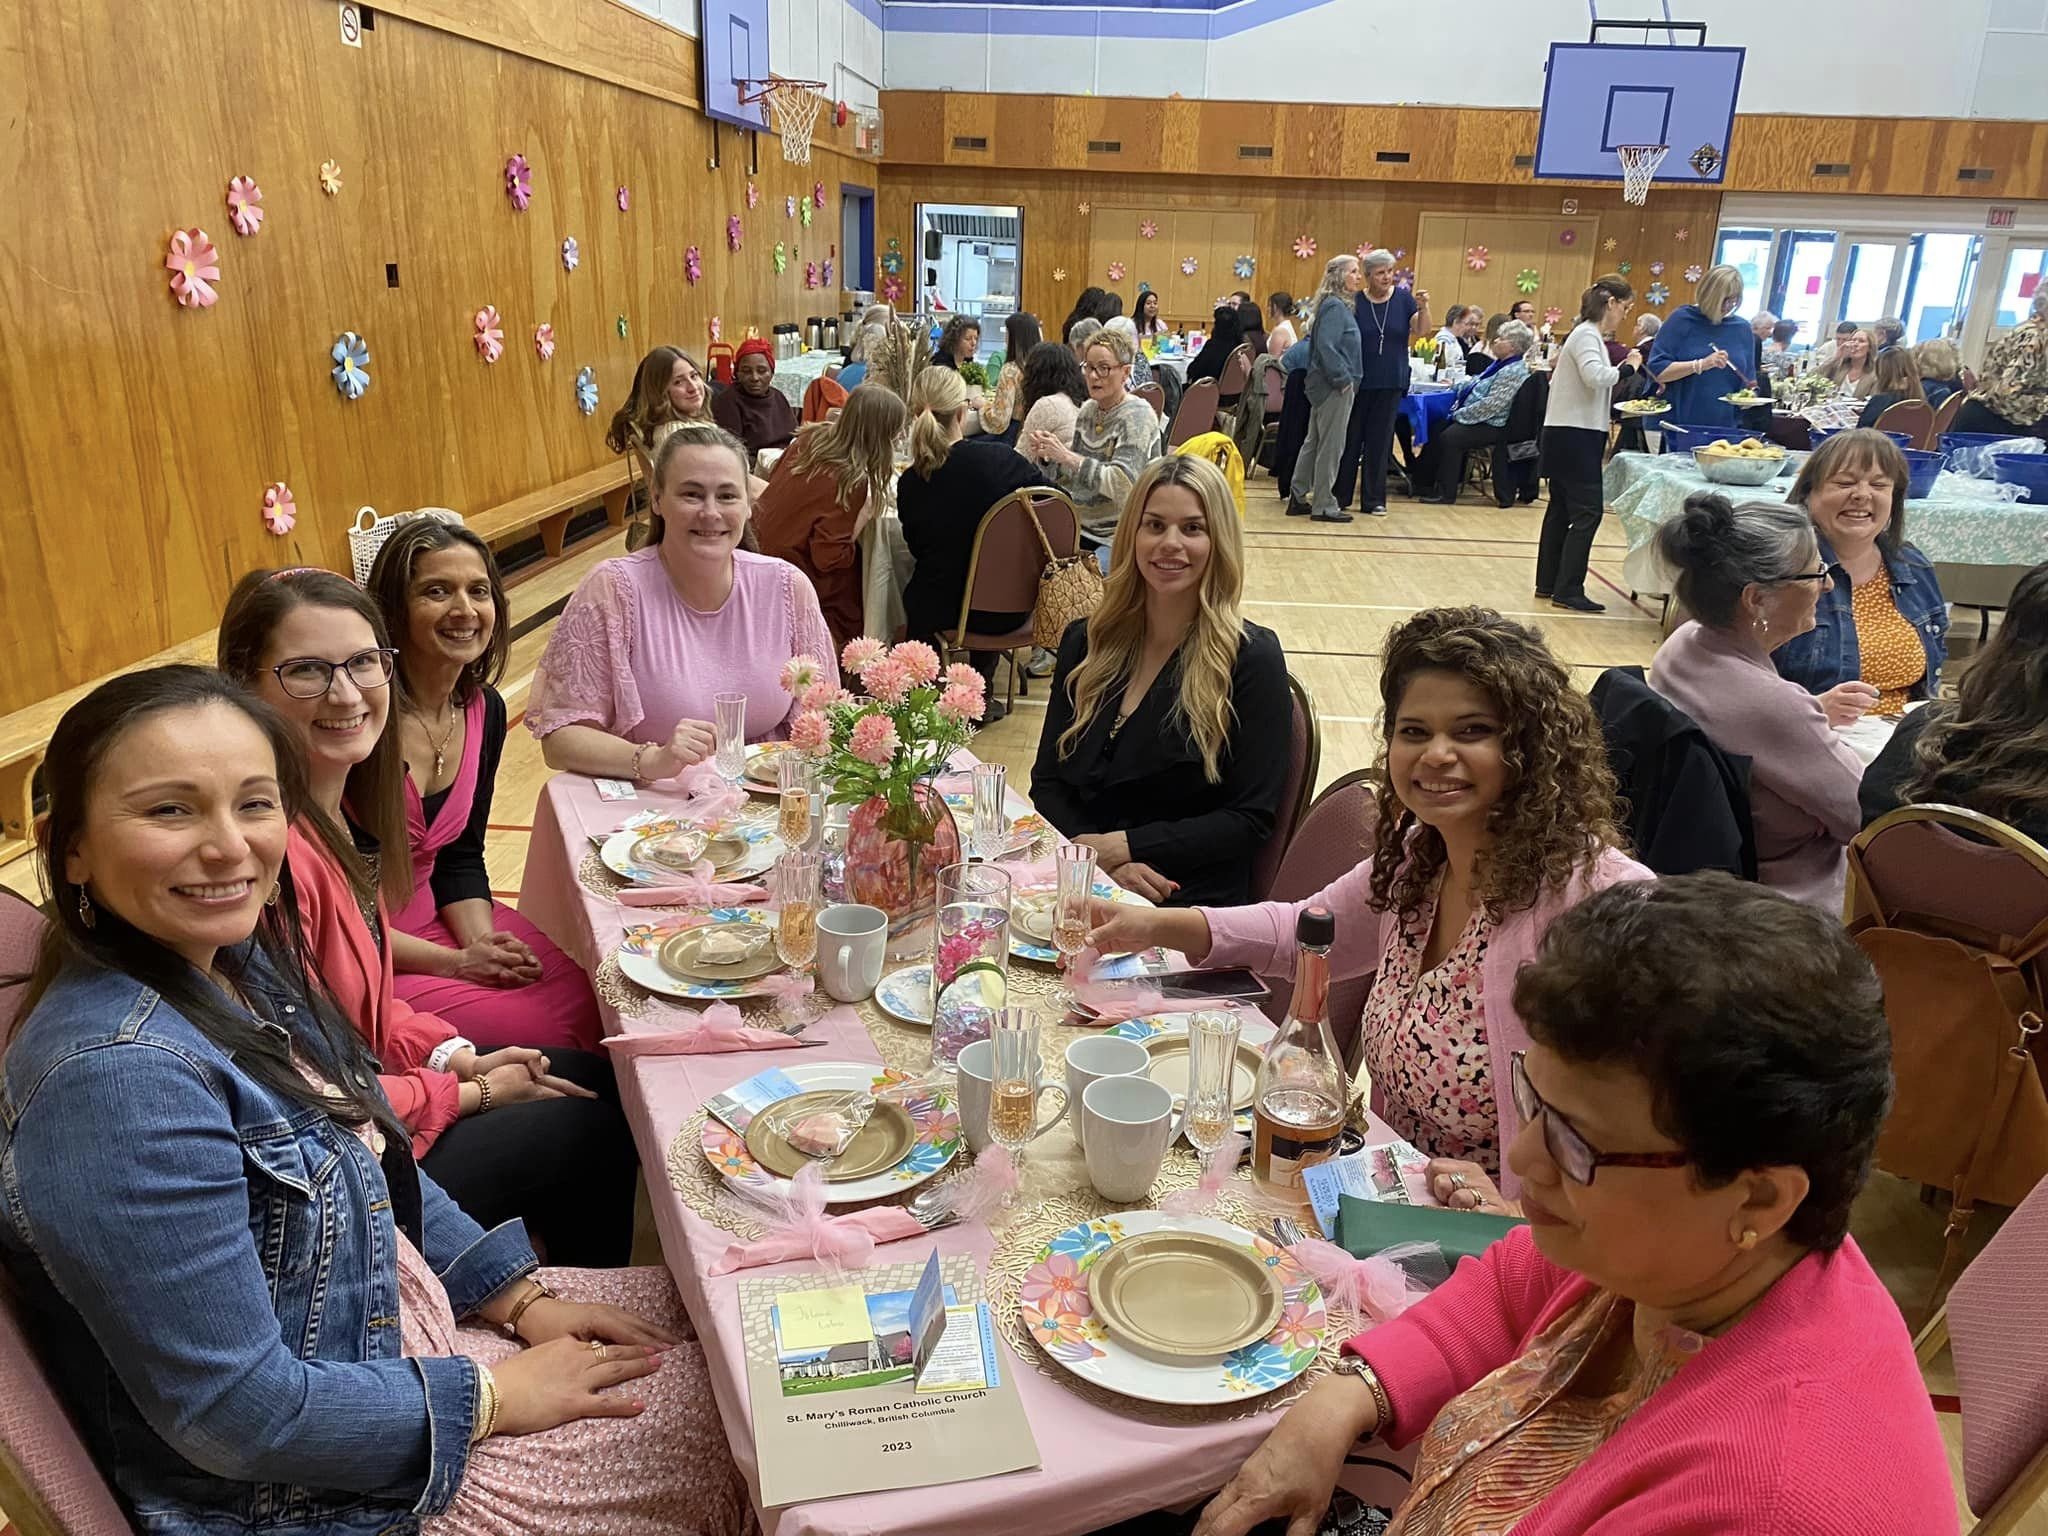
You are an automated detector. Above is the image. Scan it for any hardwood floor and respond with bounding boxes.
[0,477,2032,1533]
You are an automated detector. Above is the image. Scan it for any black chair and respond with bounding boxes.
[1488,370,1547,507]
[1589,666,1757,879]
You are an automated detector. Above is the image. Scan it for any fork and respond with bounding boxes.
[906,1183,963,1233]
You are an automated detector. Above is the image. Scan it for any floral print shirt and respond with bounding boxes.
[1978,317,2048,427]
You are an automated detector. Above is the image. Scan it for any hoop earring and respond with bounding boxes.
[77,886,95,930]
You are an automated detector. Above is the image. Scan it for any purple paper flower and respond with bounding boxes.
[685,245,703,283]
[505,154,532,211]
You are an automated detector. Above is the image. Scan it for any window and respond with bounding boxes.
[1840,241,1899,328]
[1992,246,2047,336]
[1714,229,1774,317]
[1771,231,1837,347]
[1899,233,1978,344]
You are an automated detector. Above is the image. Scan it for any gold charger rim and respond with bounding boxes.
[1086,1230,1284,1359]
[743,1091,916,1181]
[1142,1035,1265,1111]
[657,919,782,981]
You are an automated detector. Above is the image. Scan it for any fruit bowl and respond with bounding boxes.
[1692,447,1786,486]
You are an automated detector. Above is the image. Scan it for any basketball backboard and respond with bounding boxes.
[1534,27,1744,187]
[701,0,771,133]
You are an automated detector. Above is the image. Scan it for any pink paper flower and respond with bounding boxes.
[1292,235,1316,260]
[1543,306,1564,327]
[1684,263,1705,284]
[805,260,819,289]
[747,182,760,208]
[685,245,703,284]
[534,323,556,360]
[1675,226,1691,243]
[891,640,941,686]
[727,214,743,251]
[841,635,886,673]
[1649,261,1665,277]
[780,654,823,695]
[849,713,900,767]
[881,275,903,303]
[1106,261,1126,282]
[862,656,911,706]
[788,710,831,754]
[505,154,532,210]
[709,316,722,342]
[1465,245,1489,272]
[261,482,296,536]
[226,176,263,237]
[813,182,826,208]
[1180,256,1198,276]
[943,662,982,692]
[822,256,834,287]
[165,228,220,308]
[936,683,985,723]
[473,305,504,363]
[319,159,343,196]
[616,185,631,212]
[1140,219,1158,239]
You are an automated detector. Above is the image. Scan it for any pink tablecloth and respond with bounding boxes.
[519,770,1413,1536]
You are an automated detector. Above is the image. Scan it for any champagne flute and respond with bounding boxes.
[714,692,747,783]
[986,1007,1046,1204]
[1184,1008,1244,1174]
[772,851,822,970]
[777,751,816,846]
[970,761,1009,862]
[1053,843,1097,1004]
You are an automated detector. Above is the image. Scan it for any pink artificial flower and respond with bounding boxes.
[505,154,533,211]
[862,656,911,706]
[841,635,886,673]
[746,182,760,208]
[533,322,556,360]
[788,710,831,754]
[813,182,827,208]
[685,245,703,284]
[165,228,221,309]
[942,662,982,692]
[226,176,263,237]
[780,654,822,696]
[616,185,631,212]
[261,482,296,535]
[728,214,744,251]
[801,678,840,711]
[849,713,900,767]
[937,683,985,723]
[891,639,941,686]
[473,305,504,364]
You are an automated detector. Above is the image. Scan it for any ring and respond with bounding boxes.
[1449,1173,1469,1191]
[590,1341,607,1362]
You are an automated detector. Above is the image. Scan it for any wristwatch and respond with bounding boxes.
[1331,1354,1393,1434]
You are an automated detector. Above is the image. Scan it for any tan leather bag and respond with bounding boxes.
[1024,499,1103,652]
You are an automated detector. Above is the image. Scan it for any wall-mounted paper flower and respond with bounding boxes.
[1140,219,1158,239]
[331,332,370,399]
[785,194,796,218]
[1077,202,1090,215]
[165,228,221,308]
[1559,227,1578,247]
[534,323,556,360]
[1394,249,1407,260]
[1675,227,1691,243]
[805,260,820,289]
[1648,260,1664,277]
[773,242,788,274]
[575,366,599,415]
[505,154,532,210]
[1106,260,1126,282]
[474,306,505,364]
[560,237,580,273]
[1465,246,1489,272]
[616,186,631,212]
[1515,268,1540,294]
[1233,255,1256,279]
[1292,235,1316,260]
[709,316,723,342]
[1179,255,1198,276]
[1646,282,1672,306]
[813,182,826,208]
[1394,267,1416,288]
[728,215,744,251]
[1544,306,1564,327]
[226,177,264,237]
[881,275,903,303]
[1684,263,1704,284]
[685,245,703,284]
[1052,267,1068,282]
[320,159,343,196]
[747,183,760,208]
[1618,261,1633,275]
[616,315,629,338]
[1603,236,1618,254]
[1355,244,1374,261]
[822,257,834,286]
[800,198,813,228]
[262,483,296,536]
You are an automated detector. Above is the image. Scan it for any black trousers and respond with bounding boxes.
[1952,397,2044,438]
[1272,369,1311,497]
[1418,421,1504,500]
[1535,426,1608,603]
[1334,387,1404,510]
[419,1047,639,1268]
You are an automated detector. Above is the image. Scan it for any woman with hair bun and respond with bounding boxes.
[1650,492,1865,909]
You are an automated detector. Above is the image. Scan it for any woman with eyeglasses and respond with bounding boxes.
[1648,493,1866,911]
[1029,326,1161,552]
[1193,873,1954,1536]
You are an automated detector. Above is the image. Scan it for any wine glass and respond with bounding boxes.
[713,692,747,783]
[1184,1008,1244,1175]
[772,851,821,969]
[1053,843,1097,1004]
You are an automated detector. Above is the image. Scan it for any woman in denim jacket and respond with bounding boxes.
[1774,430,1950,720]
[0,668,746,1535]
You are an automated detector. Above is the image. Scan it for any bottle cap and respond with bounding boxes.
[1296,905,1335,948]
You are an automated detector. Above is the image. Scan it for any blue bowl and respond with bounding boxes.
[1899,448,1944,500]
[1658,423,1756,454]
[1810,427,1913,450]
[1940,431,2025,476]
[1992,452,2048,503]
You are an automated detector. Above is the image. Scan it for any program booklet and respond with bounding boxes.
[1301,1135,1434,1239]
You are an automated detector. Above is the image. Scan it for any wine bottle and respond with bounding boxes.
[1250,906,1347,1191]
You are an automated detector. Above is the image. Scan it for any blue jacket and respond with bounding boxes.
[1772,533,1950,702]
[1453,357,1531,428]
[1306,294,1361,405]
[0,948,537,1534]
[1648,305,1761,428]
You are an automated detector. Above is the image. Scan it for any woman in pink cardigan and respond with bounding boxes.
[1195,875,1955,1536]
[1091,607,1649,1202]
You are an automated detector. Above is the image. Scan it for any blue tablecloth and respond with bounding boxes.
[1398,386,1458,450]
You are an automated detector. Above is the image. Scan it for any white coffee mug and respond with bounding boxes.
[1081,1076,1176,1203]
[957,1037,1070,1154]
[816,904,888,1002]
[1064,1035,1151,1154]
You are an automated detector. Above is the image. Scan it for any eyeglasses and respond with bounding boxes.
[1082,361,1120,377]
[1776,569,1832,585]
[271,647,398,700]
[1510,1052,1689,1186]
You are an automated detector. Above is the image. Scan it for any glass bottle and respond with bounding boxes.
[1250,905,1347,1192]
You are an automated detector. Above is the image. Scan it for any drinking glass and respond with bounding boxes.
[930,861,1012,1067]
[713,692,748,783]
[1053,843,1097,1001]
[970,762,1009,862]
[777,752,817,847]
[772,851,822,969]
[1184,1008,1244,1173]
[986,1007,1046,1202]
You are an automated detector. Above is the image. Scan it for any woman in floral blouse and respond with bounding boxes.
[1955,287,2048,438]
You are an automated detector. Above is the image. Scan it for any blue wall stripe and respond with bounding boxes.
[881,0,1333,40]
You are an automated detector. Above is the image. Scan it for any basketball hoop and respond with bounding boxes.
[1616,144,1669,206]
[738,78,827,164]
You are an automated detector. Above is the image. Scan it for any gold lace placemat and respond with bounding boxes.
[577,848,634,904]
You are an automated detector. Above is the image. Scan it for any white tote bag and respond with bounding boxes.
[347,506,465,586]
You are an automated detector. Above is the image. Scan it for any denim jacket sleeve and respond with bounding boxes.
[7,1037,478,1510]
[418,1167,537,1318]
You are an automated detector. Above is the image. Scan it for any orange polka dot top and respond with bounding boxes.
[1852,565,1926,715]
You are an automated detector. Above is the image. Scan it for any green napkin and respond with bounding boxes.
[1337,1192,1525,1267]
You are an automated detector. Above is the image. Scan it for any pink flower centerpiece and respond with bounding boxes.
[782,639,984,954]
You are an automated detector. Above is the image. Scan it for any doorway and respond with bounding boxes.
[913,203,1021,358]
[840,185,875,297]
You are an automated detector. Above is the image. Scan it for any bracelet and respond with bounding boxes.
[426,1036,474,1074]
[629,742,650,782]
[502,1275,555,1338]
[475,1074,496,1114]
[1335,1354,1393,1436]
[470,1364,500,1444]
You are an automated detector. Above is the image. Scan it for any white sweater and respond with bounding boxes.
[1544,321,1627,431]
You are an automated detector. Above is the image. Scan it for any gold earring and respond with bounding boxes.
[77,886,95,929]
[266,881,281,907]
[1738,1228,1759,1251]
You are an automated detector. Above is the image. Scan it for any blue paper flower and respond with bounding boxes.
[1232,254,1256,280]
[575,366,598,415]
[1646,281,1671,307]
[562,236,579,272]
[330,332,370,400]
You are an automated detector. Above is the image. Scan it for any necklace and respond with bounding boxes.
[1365,293,1392,355]
[411,702,458,780]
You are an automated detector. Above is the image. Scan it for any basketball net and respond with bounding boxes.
[762,81,823,164]
[1617,144,1669,206]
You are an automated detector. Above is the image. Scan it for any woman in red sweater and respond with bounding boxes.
[1196,873,1956,1536]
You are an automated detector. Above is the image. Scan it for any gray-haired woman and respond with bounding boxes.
[1417,320,1536,504]
[1335,248,1433,518]
[1285,254,1365,524]
[1648,492,1865,910]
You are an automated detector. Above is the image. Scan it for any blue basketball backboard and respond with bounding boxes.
[1534,41,1745,184]
[701,0,771,133]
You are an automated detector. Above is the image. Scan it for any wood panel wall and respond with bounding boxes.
[881,91,2048,202]
[1414,215,1599,323]
[0,0,876,714]
[1087,208,1259,326]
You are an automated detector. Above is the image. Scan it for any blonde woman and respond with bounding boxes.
[1820,326,1876,397]
[898,366,1050,718]
[1030,324,1162,550]
[1646,262,1757,428]
[1030,455,1289,906]
[751,384,907,652]
[1915,336,1964,410]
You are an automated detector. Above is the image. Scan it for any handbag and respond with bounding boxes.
[1023,496,1103,651]
[348,506,465,586]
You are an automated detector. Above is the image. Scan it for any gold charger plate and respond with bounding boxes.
[634,829,746,877]
[744,1091,916,1182]
[1143,1034,1265,1112]
[1087,1231,1283,1359]
[744,744,792,785]
[1015,897,1054,942]
[658,920,781,982]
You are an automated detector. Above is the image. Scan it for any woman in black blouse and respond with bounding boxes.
[1032,455,1290,906]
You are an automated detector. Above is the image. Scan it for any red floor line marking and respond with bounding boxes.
[1930,1393,1961,1415]
[507,708,527,733]
[486,823,533,833]
[491,889,521,901]
[1591,569,1657,615]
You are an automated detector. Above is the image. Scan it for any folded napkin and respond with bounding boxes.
[601,1001,807,1056]
[707,1162,928,1275]
[1284,1232,1434,1326]
[615,860,768,908]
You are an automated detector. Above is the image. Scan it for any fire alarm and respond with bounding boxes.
[835,100,849,127]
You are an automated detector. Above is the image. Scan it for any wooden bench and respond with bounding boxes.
[467,462,633,559]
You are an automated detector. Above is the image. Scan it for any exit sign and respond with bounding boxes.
[1987,206,2017,229]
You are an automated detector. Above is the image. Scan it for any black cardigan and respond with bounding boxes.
[898,439,1050,641]
[1030,618,1290,908]
[420,685,508,910]
[1860,704,2048,846]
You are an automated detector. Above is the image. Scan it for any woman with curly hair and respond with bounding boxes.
[1089,607,1649,1197]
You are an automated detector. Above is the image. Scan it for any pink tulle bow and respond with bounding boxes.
[944,1145,1021,1223]
[616,860,766,908]
[1286,1236,1434,1325]
[1161,1130,1246,1215]
[1072,981,1223,1026]
[601,1001,805,1056]
[707,1161,928,1274]
[755,970,814,1021]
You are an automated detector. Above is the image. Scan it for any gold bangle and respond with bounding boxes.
[475,1074,495,1114]
[630,742,650,782]
[471,1364,500,1444]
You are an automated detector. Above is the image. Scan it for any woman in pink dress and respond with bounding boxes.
[532,421,840,778]
[365,521,604,1052]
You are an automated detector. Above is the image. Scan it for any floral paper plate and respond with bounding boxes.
[601,811,782,886]
[699,1060,960,1204]
[875,963,935,1027]
[740,741,796,794]
[1010,877,1147,963]
[1109,1013,1277,1136]
[615,908,784,1000]
[1020,1212,1327,1404]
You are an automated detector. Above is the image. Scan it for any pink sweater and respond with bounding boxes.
[1201,844,1651,1196]
[1355,1227,1958,1534]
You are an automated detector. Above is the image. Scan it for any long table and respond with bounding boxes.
[518,768,1414,1535]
